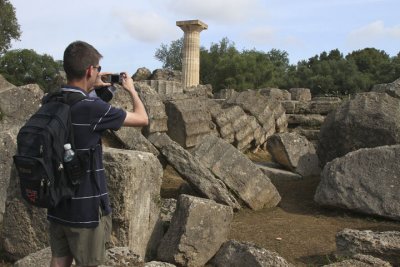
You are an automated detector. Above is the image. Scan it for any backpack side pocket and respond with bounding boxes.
[13,155,52,208]
[64,150,90,186]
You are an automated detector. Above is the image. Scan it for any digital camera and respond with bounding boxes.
[103,73,122,84]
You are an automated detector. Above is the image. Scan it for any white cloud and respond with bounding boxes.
[162,0,265,24]
[113,10,179,43]
[347,20,400,47]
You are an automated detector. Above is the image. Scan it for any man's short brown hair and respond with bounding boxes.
[63,41,102,81]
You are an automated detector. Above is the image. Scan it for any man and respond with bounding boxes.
[49,41,148,267]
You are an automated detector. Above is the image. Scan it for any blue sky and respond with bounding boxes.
[10,0,400,75]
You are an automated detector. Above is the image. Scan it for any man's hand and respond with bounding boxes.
[93,72,112,89]
[120,72,137,94]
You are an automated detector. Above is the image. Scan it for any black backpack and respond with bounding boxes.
[13,90,88,208]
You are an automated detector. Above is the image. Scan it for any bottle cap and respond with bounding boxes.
[64,143,72,150]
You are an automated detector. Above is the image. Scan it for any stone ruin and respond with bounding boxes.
[1,72,400,266]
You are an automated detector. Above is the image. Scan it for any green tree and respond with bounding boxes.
[0,49,63,92]
[154,37,183,70]
[0,0,21,54]
[346,48,394,88]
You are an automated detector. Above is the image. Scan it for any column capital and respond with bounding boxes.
[176,20,208,32]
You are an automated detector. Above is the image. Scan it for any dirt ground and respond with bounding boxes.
[162,150,400,266]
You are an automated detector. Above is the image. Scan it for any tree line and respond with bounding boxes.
[155,38,400,96]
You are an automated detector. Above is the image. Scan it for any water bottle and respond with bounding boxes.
[63,143,75,162]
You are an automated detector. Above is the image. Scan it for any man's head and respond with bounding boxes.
[63,41,102,82]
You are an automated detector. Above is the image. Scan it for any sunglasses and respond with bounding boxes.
[93,65,102,72]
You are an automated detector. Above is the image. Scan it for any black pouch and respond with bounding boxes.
[13,155,51,208]
[64,150,89,186]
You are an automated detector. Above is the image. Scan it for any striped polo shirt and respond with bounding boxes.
[47,85,126,228]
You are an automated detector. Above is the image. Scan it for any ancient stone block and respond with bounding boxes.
[315,145,400,221]
[322,254,392,267]
[107,127,159,156]
[13,247,51,267]
[290,88,312,101]
[103,148,164,260]
[157,194,233,267]
[0,195,48,261]
[372,77,400,99]
[267,133,320,177]
[287,114,326,127]
[166,98,212,148]
[148,133,240,210]
[0,128,18,224]
[317,92,400,166]
[146,80,183,95]
[213,89,238,100]
[192,135,281,210]
[258,88,291,101]
[132,67,152,81]
[208,240,292,267]
[0,82,43,131]
[281,100,296,114]
[336,228,400,266]
[256,162,302,182]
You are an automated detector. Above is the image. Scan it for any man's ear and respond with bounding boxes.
[86,66,93,79]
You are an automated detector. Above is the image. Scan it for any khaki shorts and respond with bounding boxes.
[49,214,112,266]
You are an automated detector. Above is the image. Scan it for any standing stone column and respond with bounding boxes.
[176,20,208,87]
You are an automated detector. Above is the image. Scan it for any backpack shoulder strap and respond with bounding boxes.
[42,89,87,106]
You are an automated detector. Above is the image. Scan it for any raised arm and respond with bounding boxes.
[120,72,149,127]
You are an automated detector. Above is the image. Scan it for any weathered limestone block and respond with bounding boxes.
[281,100,296,114]
[184,84,213,99]
[287,114,326,127]
[225,90,275,132]
[317,92,400,166]
[267,133,320,177]
[135,83,168,136]
[290,88,312,101]
[0,128,18,224]
[0,74,15,90]
[258,88,291,101]
[111,83,168,137]
[291,128,320,141]
[0,81,43,131]
[14,246,173,267]
[150,69,182,83]
[192,135,281,210]
[256,162,302,182]
[146,80,183,95]
[372,77,400,99]
[132,67,152,81]
[208,240,293,267]
[166,98,212,148]
[213,89,238,99]
[145,261,177,267]
[102,247,142,266]
[322,254,392,267]
[315,145,400,221]
[106,127,159,156]
[268,99,288,133]
[312,96,342,102]
[307,100,341,115]
[157,194,233,267]
[103,148,164,260]
[13,247,52,267]
[336,228,400,266]
[148,133,240,210]
[0,194,48,261]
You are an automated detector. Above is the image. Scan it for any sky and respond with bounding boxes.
[9,0,400,74]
